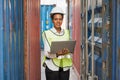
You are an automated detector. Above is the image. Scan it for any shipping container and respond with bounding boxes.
[0,0,41,80]
[71,0,81,79]
[0,0,24,80]
[1,0,120,80]
[23,0,40,80]
[81,0,120,80]
[111,0,120,80]
[40,5,54,49]
[0,0,4,79]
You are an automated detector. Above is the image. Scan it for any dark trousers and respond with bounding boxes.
[45,66,70,80]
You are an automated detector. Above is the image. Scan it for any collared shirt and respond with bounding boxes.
[42,27,70,71]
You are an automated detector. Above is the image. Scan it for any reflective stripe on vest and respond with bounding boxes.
[44,29,72,67]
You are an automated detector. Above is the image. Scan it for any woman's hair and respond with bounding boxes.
[51,13,64,20]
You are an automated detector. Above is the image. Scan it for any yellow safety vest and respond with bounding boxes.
[42,29,72,68]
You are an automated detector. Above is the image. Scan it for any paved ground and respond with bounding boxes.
[41,50,79,80]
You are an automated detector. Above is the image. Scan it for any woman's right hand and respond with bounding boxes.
[56,50,63,56]
[56,48,69,56]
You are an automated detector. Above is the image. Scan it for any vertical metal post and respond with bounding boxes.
[0,0,4,79]
[4,0,10,79]
[15,0,19,79]
[85,0,88,80]
[116,0,120,78]
[10,0,15,80]
[19,0,24,79]
[112,0,117,80]
[91,0,95,79]
[67,0,70,29]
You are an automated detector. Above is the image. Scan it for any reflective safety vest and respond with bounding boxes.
[43,29,72,68]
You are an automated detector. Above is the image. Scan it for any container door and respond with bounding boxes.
[40,5,54,49]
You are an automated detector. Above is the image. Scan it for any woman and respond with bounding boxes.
[42,6,72,80]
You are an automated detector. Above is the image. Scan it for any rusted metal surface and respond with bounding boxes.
[72,0,81,77]
[0,0,24,80]
[24,0,28,80]
[24,0,41,80]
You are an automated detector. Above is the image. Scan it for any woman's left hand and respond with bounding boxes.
[62,48,69,54]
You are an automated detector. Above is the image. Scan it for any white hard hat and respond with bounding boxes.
[50,6,65,15]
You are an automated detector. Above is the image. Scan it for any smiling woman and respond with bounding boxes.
[42,6,73,80]
[40,0,67,29]
[51,14,63,33]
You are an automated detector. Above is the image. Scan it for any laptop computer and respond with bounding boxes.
[50,40,76,54]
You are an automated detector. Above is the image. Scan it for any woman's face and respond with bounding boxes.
[52,14,63,29]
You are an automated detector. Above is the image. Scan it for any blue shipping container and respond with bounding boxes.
[0,0,4,79]
[112,0,120,80]
[0,0,24,80]
[40,5,54,49]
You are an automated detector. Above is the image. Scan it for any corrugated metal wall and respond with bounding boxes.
[24,0,41,80]
[111,0,120,80]
[0,0,4,79]
[0,0,24,80]
[72,0,81,77]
